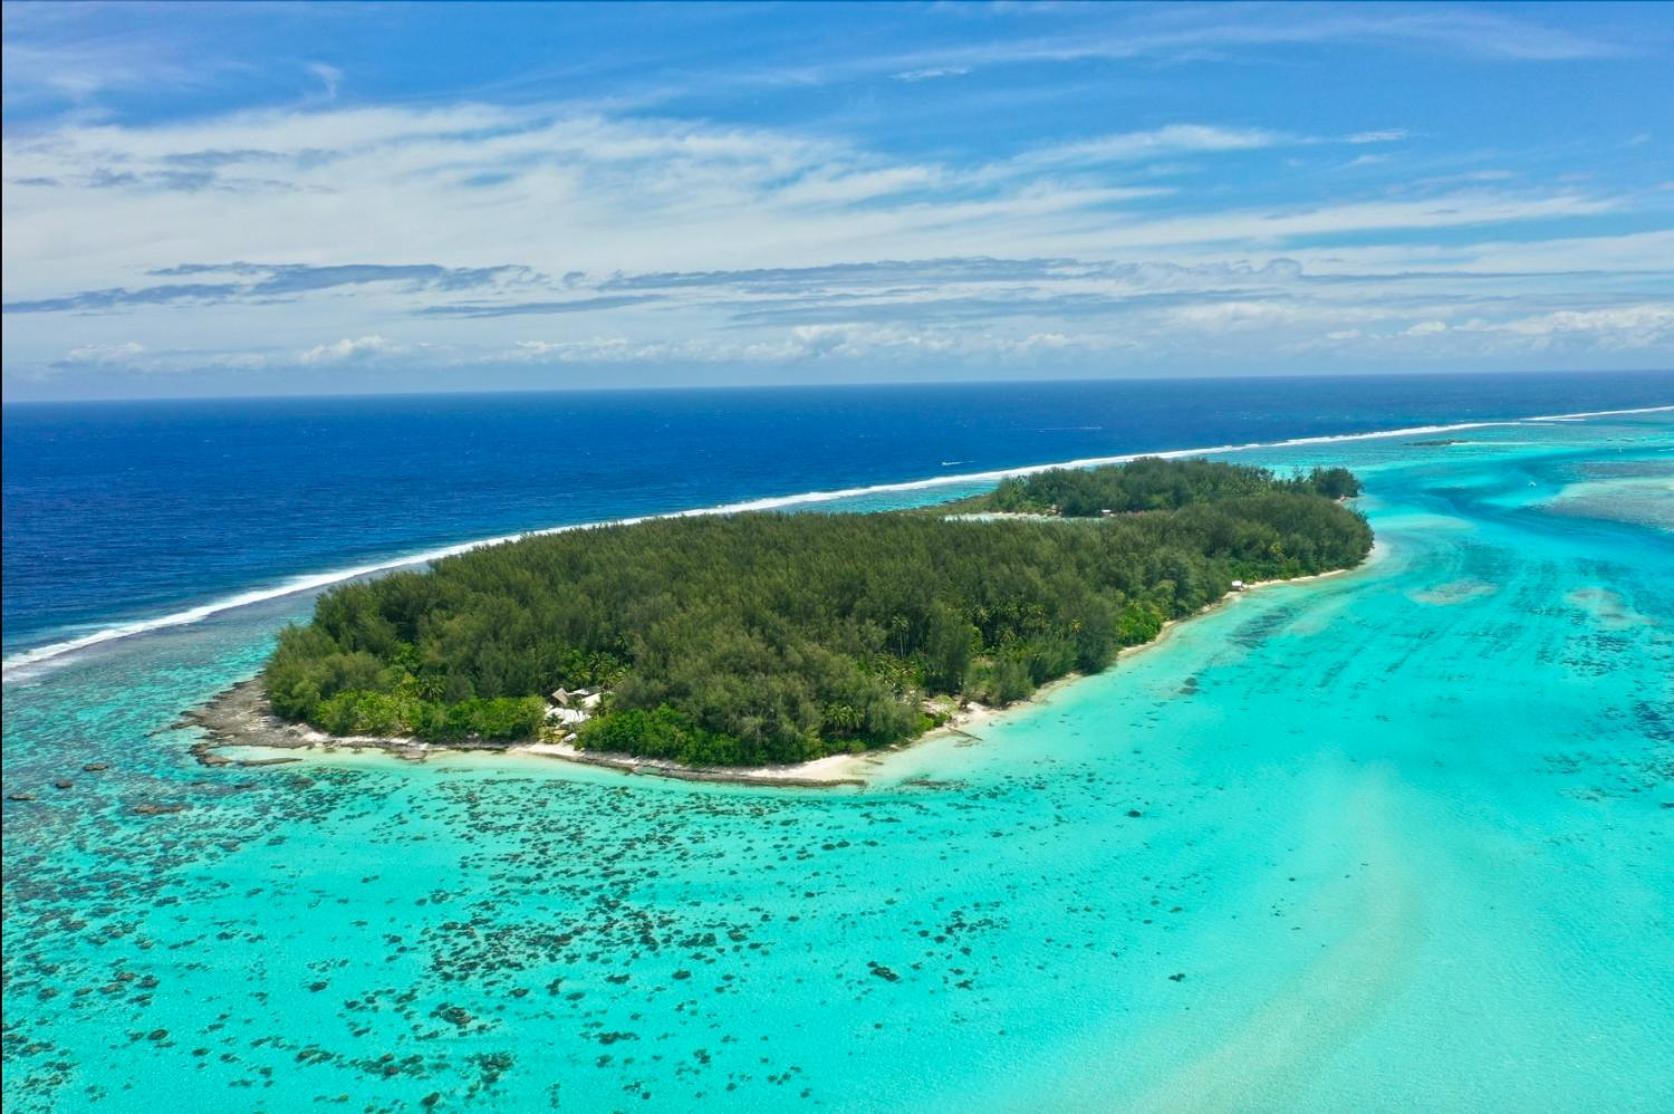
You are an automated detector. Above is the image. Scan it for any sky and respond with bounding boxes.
[2,1,1672,401]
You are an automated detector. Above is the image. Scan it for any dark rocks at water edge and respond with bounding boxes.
[182,675,871,788]
[178,677,515,767]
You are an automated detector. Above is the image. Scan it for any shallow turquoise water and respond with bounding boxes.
[4,412,1671,1112]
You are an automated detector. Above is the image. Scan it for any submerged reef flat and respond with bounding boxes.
[1546,471,1674,533]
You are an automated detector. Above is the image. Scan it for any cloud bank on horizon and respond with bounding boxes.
[2,0,1671,399]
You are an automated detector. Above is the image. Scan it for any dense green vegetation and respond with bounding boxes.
[983,458,1362,517]
[263,458,1371,765]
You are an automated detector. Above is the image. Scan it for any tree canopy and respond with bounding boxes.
[982,458,1362,517]
[264,458,1371,765]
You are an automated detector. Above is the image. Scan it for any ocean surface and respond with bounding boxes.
[3,372,1672,1111]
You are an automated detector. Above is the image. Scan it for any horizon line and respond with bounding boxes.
[6,366,1671,408]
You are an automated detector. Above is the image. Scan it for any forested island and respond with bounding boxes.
[259,458,1370,767]
[978,457,1362,515]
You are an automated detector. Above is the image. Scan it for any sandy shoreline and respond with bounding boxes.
[177,558,1368,788]
[178,675,985,787]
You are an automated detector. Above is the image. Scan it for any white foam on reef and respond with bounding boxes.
[6,403,1671,679]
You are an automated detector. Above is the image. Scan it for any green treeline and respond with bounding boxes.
[263,458,1371,765]
[984,458,1362,517]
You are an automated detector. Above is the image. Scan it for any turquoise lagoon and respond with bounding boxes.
[3,410,1671,1112]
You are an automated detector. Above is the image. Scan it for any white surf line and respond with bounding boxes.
[1524,403,1674,422]
[6,402,1670,679]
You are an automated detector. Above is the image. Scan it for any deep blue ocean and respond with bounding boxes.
[5,372,1672,661]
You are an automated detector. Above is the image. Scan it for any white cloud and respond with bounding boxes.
[299,334,401,364]
[2,92,1666,390]
[1348,130,1410,145]
[864,5,1625,74]
[893,66,970,82]
[1016,124,1291,168]
[1161,300,1392,334]
[0,103,1625,302]
[307,63,343,100]
[1465,304,1674,349]
[502,324,1124,367]
[61,340,145,365]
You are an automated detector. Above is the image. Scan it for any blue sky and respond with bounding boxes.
[2,1,1671,400]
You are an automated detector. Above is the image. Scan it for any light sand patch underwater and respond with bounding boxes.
[1410,578,1500,606]
[1566,587,1655,630]
[1545,473,1674,533]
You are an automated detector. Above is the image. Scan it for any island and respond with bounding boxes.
[198,458,1370,774]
